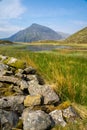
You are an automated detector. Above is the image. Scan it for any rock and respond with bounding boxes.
[49,110,66,127]
[0,109,19,130]
[23,67,36,74]
[62,106,78,122]
[22,110,52,130]
[3,70,13,76]
[0,82,3,88]
[28,80,59,105]
[20,80,29,90]
[7,57,17,64]
[0,96,25,111]
[0,64,9,76]
[24,94,42,107]
[0,55,8,62]
[0,76,20,85]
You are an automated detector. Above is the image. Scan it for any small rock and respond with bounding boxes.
[22,110,51,130]
[28,80,59,105]
[62,106,78,122]
[20,80,29,90]
[0,64,9,76]
[23,67,36,74]
[49,110,66,127]
[24,94,42,107]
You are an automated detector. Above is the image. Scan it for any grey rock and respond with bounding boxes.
[23,67,36,74]
[28,80,59,105]
[0,109,19,130]
[62,106,78,122]
[0,96,25,111]
[0,76,20,85]
[0,55,8,62]
[0,64,9,76]
[22,109,51,130]
[49,110,66,127]
[20,80,29,90]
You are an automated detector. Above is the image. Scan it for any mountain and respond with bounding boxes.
[57,32,70,39]
[65,27,87,43]
[7,24,63,42]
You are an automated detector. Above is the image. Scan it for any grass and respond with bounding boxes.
[0,43,87,129]
[0,44,87,105]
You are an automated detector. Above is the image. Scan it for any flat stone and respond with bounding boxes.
[0,96,25,111]
[22,109,51,130]
[23,67,36,74]
[24,94,42,107]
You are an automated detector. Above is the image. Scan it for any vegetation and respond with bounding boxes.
[65,27,87,43]
[0,43,87,129]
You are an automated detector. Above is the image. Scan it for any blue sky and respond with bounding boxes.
[0,0,87,38]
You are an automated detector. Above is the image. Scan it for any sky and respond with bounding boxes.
[0,0,87,38]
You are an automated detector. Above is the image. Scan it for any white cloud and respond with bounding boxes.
[0,0,26,38]
[0,0,26,19]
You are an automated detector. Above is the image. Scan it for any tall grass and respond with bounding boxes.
[0,45,87,106]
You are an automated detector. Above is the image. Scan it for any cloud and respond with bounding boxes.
[0,0,26,19]
[0,0,26,38]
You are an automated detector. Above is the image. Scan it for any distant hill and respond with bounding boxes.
[65,27,87,43]
[0,40,13,44]
[7,23,63,42]
[57,32,70,39]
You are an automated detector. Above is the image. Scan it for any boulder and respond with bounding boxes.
[24,94,42,107]
[28,80,59,105]
[0,109,19,130]
[22,109,52,130]
[49,110,66,127]
[0,96,25,111]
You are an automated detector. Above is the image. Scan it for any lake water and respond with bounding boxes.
[0,43,71,51]
[26,45,71,51]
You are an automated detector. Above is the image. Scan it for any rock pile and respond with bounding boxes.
[0,55,79,130]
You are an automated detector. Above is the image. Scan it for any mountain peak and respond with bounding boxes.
[7,24,63,42]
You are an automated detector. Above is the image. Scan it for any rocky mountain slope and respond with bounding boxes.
[65,27,87,43]
[7,24,63,42]
[0,55,80,130]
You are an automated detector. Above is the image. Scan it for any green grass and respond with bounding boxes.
[0,44,87,106]
[0,43,87,129]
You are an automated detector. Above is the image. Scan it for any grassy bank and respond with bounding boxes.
[0,44,87,106]
[0,43,87,129]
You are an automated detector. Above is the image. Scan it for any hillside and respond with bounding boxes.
[65,27,87,43]
[7,23,63,42]
[0,40,13,44]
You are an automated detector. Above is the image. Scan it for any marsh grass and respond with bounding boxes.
[0,45,87,106]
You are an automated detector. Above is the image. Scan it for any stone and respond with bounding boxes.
[0,64,9,76]
[0,96,25,111]
[49,110,66,127]
[0,76,20,85]
[0,109,19,130]
[0,82,3,88]
[0,55,8,62]
[62,106,78,122]
[24,94,42,107]
[28,80,59,105]
[20,80,29,90]
[7,57,17,64]
[23,67,36,74]
[22,109,51,130]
